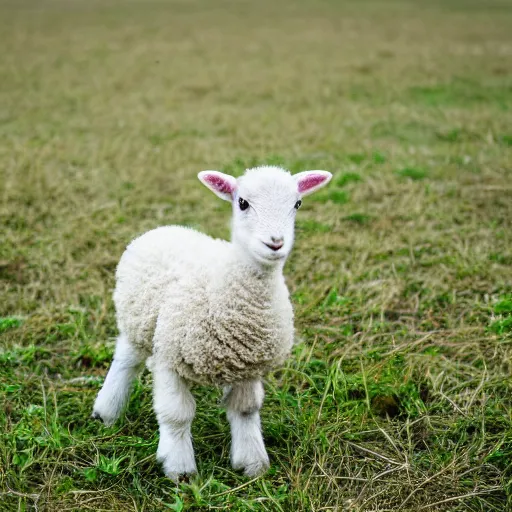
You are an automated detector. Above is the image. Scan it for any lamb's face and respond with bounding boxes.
[198,166,332,267]
[232,168,301,265]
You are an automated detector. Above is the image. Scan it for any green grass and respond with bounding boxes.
[395,167,428,181]
[1,0,512,510]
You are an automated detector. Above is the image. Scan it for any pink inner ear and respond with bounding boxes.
[298,174,327,193]
[204,174,234,195]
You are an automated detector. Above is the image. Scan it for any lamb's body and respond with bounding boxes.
[92,165,332,481]
[115,226,294,385]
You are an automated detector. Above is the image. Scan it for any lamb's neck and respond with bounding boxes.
[207,247,285,307]
[209,247,288,342]
[229,245,285,286]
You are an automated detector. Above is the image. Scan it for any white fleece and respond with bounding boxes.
[113,226,295,385]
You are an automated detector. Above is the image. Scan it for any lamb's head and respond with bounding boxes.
[198,166,332,267]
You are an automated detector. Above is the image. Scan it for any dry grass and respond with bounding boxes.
[1,0,512,510]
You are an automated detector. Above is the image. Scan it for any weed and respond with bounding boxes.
[343,213,372,224]
[0,317,23,333]
[335,172,362,187]
[395,167,428,180]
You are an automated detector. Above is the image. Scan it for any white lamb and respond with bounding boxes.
[92,165,332,481]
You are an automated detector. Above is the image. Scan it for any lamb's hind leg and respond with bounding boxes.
[225,379,270,477]
[92,333,144,426]
[153,365,197,481]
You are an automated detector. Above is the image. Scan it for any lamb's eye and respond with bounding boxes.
[238,197,249,211]
[294,200,302,210]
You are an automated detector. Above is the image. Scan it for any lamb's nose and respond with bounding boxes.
[266,237,284,251]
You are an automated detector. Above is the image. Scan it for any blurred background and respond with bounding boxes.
[1,0,511,510]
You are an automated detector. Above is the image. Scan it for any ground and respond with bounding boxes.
[1,0,511,510]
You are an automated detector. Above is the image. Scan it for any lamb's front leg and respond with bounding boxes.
[224,379,270,477]
[153,364,197,481]
[92,333,144,426]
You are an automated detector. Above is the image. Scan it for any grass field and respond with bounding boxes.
[1,0,512,510]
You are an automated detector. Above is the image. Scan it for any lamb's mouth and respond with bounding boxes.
[261,251,286,262]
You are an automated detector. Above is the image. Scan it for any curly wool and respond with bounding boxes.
[113,226,294,385]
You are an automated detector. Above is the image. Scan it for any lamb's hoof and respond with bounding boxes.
[244,461,270,478]
[232,455,270,478]
[159,459,197,483]
[163,468,197,484]
[91,409,116,426]
[157,449,197,483]
[177,473,193,484]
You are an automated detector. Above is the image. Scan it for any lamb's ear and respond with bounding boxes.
[198,171,237,201]
[294,170,332,197]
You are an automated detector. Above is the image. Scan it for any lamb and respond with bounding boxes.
[91,165,332,481]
